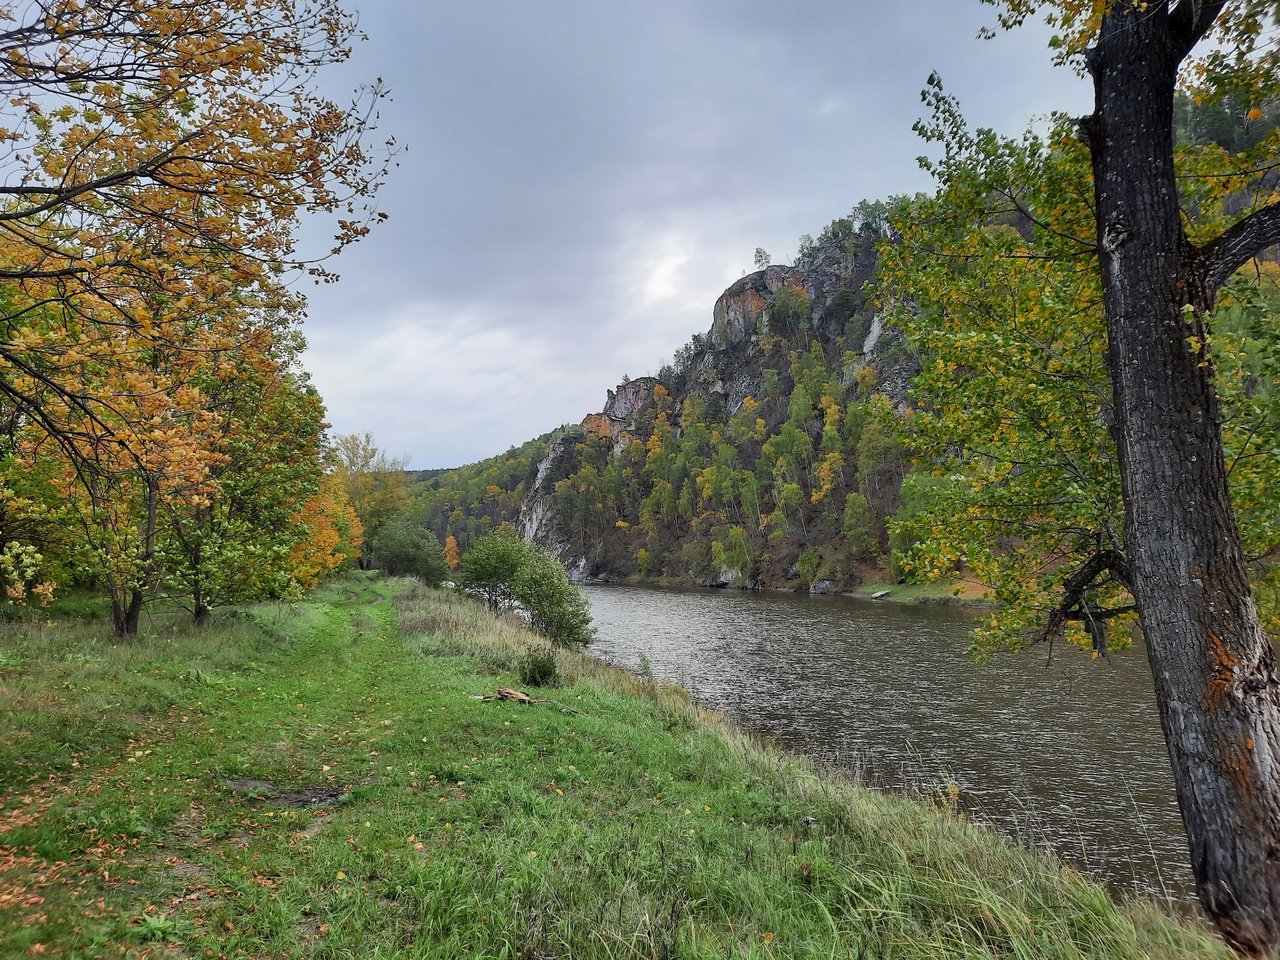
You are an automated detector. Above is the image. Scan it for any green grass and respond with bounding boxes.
[0,572,1228,958]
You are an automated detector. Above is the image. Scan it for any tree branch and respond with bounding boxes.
[1201,202,1280,295]
[1063,604,1138,621]
[1034,549,1133,648]
[1168,0,1229,64]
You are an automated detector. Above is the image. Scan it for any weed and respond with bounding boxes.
[133,910,183,942]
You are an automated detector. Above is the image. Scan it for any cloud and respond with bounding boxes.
[299,1,1092,467]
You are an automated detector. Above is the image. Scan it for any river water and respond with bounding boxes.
[580,583,1194,904]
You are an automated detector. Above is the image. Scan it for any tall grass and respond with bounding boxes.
[0,576,1230,959]
[390,584,1226,960]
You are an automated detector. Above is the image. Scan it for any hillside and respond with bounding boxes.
[418,216,923,591]
[0,575,1231,958]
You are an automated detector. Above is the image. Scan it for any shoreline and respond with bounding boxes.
[574,573,998,610]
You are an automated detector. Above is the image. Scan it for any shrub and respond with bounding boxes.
[511,549,595,649]
[519,648,559,687]
[459,531,595,648]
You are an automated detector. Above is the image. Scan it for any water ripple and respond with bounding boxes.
[582,583,1192,904]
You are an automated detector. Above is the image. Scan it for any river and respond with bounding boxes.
[580,583,1194,904]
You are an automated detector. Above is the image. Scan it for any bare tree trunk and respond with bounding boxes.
[112,588,144,636]
[1086,4,1280,953]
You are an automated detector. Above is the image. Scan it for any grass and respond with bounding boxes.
[0,572,1230,958]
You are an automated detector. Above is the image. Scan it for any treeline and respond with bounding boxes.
[414,433,558,551]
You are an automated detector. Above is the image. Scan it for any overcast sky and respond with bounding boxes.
[297,2,1092,470]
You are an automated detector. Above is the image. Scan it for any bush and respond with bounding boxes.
[459,531,595,648]
[797,547,822,585]
[511,549,595,648]
[519,648,559,687]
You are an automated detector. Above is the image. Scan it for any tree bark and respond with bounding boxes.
[112,588,144,636]
[1086,4,1280,953]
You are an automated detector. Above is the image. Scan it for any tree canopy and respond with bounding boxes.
[0,0,385,631]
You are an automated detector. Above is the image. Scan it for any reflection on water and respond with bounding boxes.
[582,583,1193,903]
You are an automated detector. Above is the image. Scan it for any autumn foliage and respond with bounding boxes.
[289,474,363,591]
[0,0,386,631]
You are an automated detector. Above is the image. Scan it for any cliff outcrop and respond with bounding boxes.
[514,231,918,585]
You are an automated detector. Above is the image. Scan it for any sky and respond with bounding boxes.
[297,1,1094,470]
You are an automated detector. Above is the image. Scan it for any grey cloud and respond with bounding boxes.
[301,2,1090,467]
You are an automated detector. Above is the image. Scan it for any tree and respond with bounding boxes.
[913,3,1280,951]
[161,361,329,624]
[457,528,529,614]
[0,0,386,632]
[882,120,1131,655]
[330,431,410,565]
[754,247,772,270]
[459,529,595,648]
[0,0,387,468]
[288,473,362,590]
[375,517,449,586]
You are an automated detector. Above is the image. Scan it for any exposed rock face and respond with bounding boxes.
[603,376,661,422]
[712,265,805,348]
[803,233,880,342]
[519,433,577,549]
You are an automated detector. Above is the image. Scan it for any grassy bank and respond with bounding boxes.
[0,574,1227,958]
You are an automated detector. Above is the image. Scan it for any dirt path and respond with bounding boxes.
[351,572,385,605]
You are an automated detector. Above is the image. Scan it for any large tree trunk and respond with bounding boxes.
[1086,4,1280,953]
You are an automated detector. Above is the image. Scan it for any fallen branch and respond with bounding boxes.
[470,687,586,716]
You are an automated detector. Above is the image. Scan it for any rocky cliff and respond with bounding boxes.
[515,231,918,585]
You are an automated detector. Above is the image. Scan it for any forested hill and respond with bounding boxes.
[416,210,925,591]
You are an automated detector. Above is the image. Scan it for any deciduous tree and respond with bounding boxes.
[288,473,362,590]
[905,3,1280,950]
[161,355,328,624]
[375,517,448,586]
[459,528,595,648]
[330,431,410,563]
[0,0,388,466]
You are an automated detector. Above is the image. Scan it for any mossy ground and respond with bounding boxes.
[0,573,1228,958]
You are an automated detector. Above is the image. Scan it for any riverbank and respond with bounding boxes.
[846,578,993,607]
[608,572,995,609]
[0,575,1227,958]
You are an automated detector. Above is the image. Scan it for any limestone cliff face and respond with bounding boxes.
[518,432,575,555]
[603,376,660,422]
[680,232,910,418]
